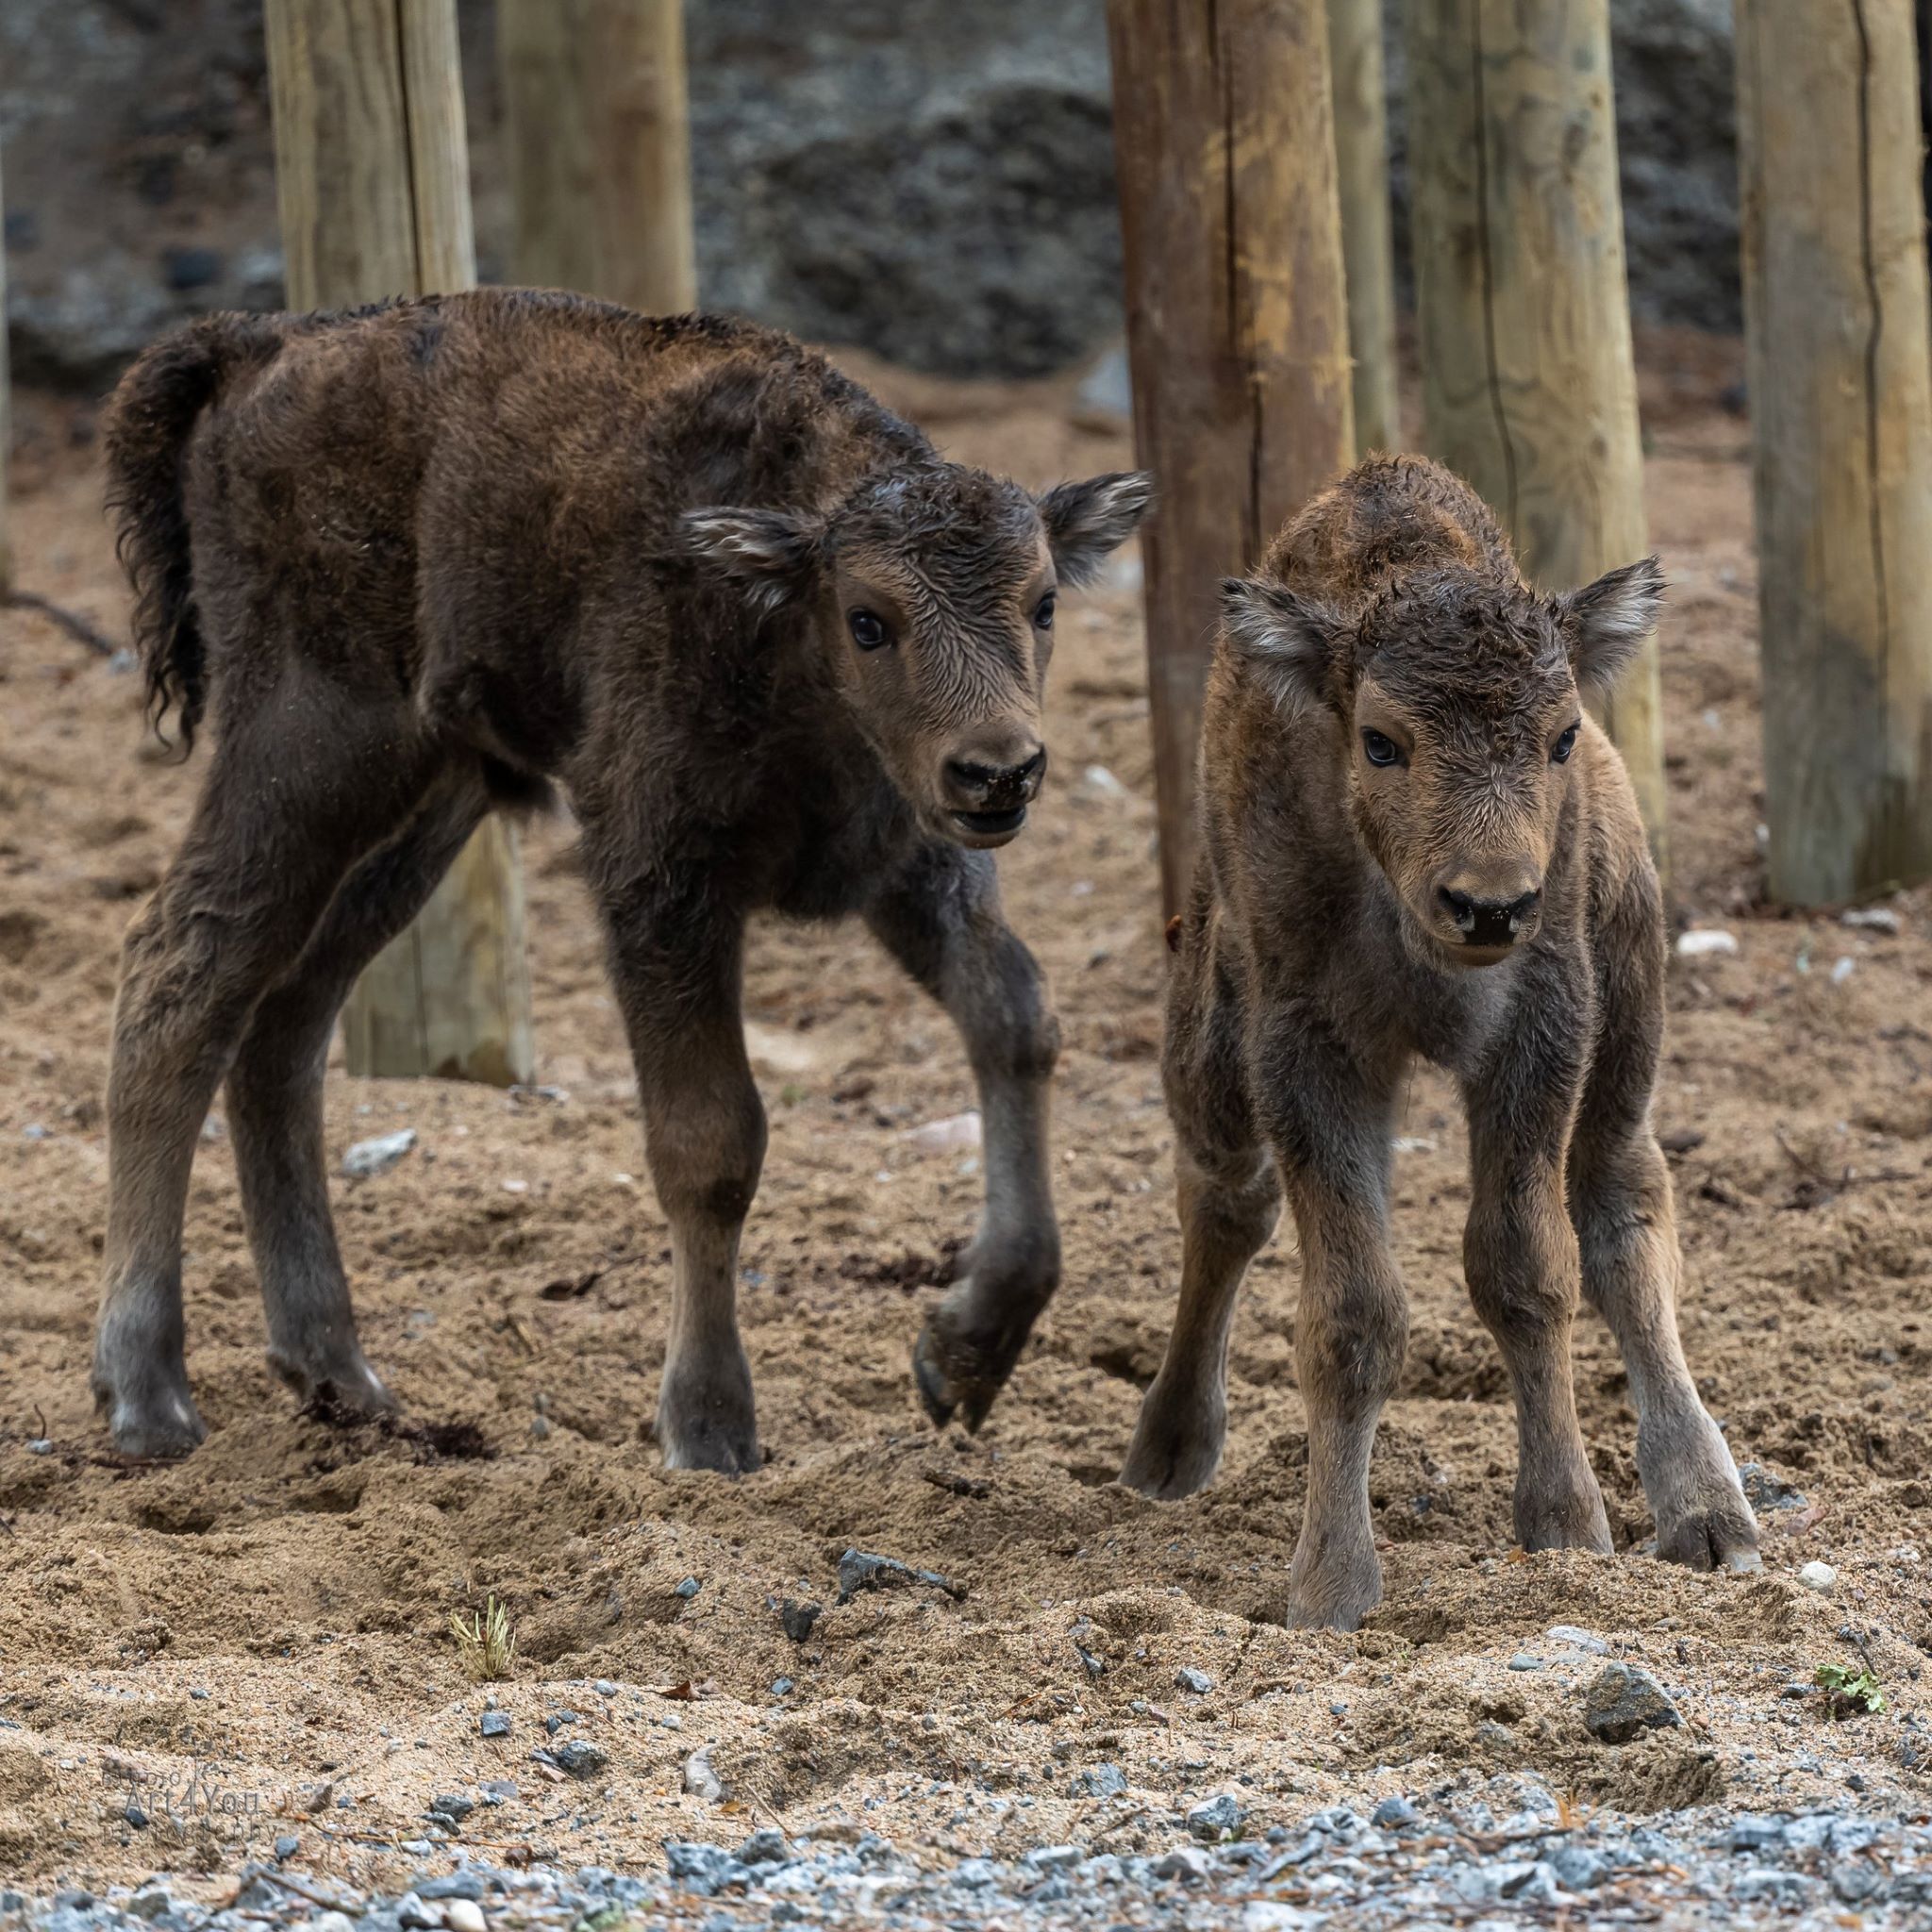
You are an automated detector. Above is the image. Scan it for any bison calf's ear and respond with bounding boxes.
[682,507,820,612]
[1558,554,1665,694]
[1220,576,1342,716]
[1035,471,1155,587]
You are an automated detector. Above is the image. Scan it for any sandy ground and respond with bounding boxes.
[4,335,1932,1896]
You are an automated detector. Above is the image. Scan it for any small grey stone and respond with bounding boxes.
[126,1893,172,1922]
[664,1842,736,1897]
[593,1680,619,1697]
[1507,1652,1545,1672]
[739,1827,790,1864]
[342,1128,416,1178]
[675,1576,702,1599]
[189,1687,210,1700]
[1831,1860,1883,1904]
[549,1740,607,1777]
[1069,1762,1127,1798]
[124,1803,149,1828]
[1152,1845,1211,1882]
[1371,1796,1420,1830]
[953,1859,1002,1890]
[836,1548,960,1602]
[1583,1662,1683,1743]
[771,1676,794,1696]
[1546,1624,1610,1656]
[779,1599,823,1643]
[1174,1667,1213,1695]
[1739,1462,1808,1512]
[394,1896,439,1930]
[416,1875,485,1903]
[478,1711,511,1739]
[684,1746,724,1802]
[25,1439,53,1457]
[1548,1842,1609,1890]
[1024,1844,1084,1872]
[428,1794,475,1821]
[273,1834,300,1859]
[1186,1792,1245,1841]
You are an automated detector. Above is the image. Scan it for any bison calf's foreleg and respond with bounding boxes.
[605,905,765,1474]
[1573,1131,1758,1571]
[1121,1147,1279,1498]
[868,846,1059,1432]
[1463,1155,1614,1557]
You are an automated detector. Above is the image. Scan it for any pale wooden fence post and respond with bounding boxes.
[1326,0,1399,453]
[265,0,534,1084]
[500,0,697,312]
[1107,0,1356,917]
[1735,0,1932,904]
[1,137,12,598]
[1407,0,1669,878]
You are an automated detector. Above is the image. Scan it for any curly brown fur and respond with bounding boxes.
[90,289,1149,1467]
[1124,454,1757,1629]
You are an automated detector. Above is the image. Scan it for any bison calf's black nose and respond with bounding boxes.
[944,747,1047,811]
[1440,886,1541,949]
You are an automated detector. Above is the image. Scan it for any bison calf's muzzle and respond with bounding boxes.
[943,745,1047,842]
[1436,876,1542,957]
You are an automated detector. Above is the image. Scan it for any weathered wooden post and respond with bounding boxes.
[500,0,696,312]
[0,138,12,598]
[1407,0,1669,875]
[1326,0,1399,453]
[1108,0,1356,917]
[265,0,534,1084]
[1735,0,1932,904]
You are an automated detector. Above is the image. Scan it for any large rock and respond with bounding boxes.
[2,0,1743,390]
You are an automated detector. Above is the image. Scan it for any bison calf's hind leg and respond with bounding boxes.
[94,696,428,1457]
[227,782,486,1415]
[1121,1148,1279,1498]
[868,846,1060,1433]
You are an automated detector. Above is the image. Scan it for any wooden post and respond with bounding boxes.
[1407,0,1669,877]
[1735,0,1932,904]
[266,0,534,1084]
[1326,0,1399,453]
[500,0,696,311]
[0,137,12,598]
[1108,0,1356,917]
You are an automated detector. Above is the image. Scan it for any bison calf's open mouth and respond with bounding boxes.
[91,289,1149,1471]
[1126,453,1759,1630]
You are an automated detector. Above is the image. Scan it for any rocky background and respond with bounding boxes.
[0,0,1740,391]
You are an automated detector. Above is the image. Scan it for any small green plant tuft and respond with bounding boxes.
[451,1595,518,1682]
[1815,1660,1885,1719]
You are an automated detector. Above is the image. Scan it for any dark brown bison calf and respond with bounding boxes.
[1125,454,1757,1629]
[94,290,1148,1467]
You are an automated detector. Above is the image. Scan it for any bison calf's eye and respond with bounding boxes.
[848,609,891,651]
[1033,593,1057,630]
[1361,729,1402,768]
[1552,723,1580,764]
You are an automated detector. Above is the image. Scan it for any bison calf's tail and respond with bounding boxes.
[103,314,280,753]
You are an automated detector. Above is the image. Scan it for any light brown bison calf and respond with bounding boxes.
[1125,454,1757,1629]
[95,290,1149,1468]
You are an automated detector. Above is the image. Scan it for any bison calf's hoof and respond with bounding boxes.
[270,1344,396,1422]
[658,1353,760,1475]
[913,1301,1040,1435]
[93,1370,208,1461]
[1119,1382,1225,1500]
[1656,1491,1761,1574]
[1285,1548,1385,1634]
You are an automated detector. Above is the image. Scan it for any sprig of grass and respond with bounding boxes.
[450,1595,518,1682]
[1815,1660,1885,1719]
